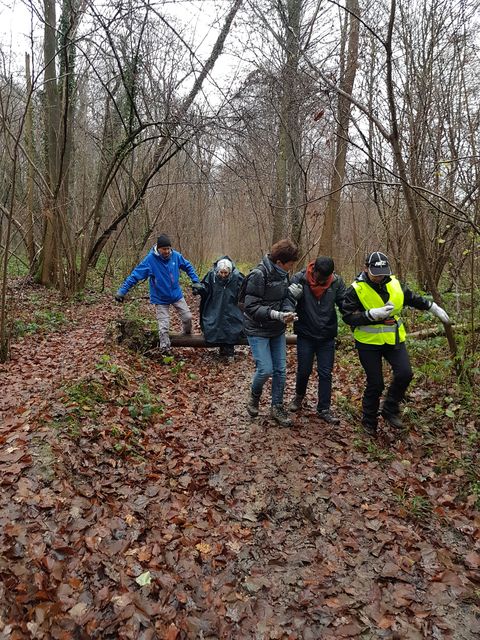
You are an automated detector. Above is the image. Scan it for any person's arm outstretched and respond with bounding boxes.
[115,257,151,302]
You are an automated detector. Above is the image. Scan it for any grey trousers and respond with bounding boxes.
[155,297,192,349]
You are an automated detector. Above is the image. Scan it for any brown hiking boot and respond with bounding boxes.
[247,392,261,417]
[270,405,292,428]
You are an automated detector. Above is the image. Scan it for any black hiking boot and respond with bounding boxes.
[362,420,378,437]
[317,409,340,425]
[381,408,404,429]
[288,394,305,412]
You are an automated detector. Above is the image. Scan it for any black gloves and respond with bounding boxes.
[191,282,204,295]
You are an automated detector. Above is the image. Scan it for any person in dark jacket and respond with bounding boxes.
[244,239,300,428]
[193,256,245,359]
[342,251,450,437]
[288,256,346,424]
[115,234,202,352]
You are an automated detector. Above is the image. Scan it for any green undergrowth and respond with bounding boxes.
[392,486,433,521]
[353,435,396,463]
[14,308,69,337]
[6,256,29,277]
[45,354,165,459]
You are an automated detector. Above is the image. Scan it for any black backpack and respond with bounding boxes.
[237,265,268,312]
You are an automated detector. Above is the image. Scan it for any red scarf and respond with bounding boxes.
[306,262,334,299]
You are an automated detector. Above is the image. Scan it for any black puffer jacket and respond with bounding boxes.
[291,270,346,341]
[198,256,245,344]
[243,255,295,338]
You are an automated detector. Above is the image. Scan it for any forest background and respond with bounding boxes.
[0,1,479,637]
[1,0,479,393]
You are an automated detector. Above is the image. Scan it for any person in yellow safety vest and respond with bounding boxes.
[341,251,450,437]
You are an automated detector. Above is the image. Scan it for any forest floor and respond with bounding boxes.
[0,279,479,640]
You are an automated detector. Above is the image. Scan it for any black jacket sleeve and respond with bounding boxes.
[341,285,371,327]
[334,276,347,311]
[403,285,432,311]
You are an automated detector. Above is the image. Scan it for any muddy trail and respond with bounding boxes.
[0,292,478,639]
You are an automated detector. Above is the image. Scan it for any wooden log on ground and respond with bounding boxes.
[107,318,297,350]
[108,318,476,352]
[169,334,298,347]
[409,323,478,340]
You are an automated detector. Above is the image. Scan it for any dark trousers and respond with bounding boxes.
[357,343,413,425]
[295,336,335,411]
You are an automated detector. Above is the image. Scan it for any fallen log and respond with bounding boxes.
[107,318,297,350]
[108,318,476,353]
[169,334,298,347]
[409,322,478,340]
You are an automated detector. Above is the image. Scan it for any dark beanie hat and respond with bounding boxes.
[157,234,172,248]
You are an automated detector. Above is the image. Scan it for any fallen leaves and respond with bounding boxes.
[0,290,478,637]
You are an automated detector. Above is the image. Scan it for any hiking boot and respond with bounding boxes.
[288,394,305,412]
[317,409,340,425]
[246,392,261,417]
[362,420,378,437]
[181,321,192,335]
[270,405,292,428]
[381,408,404,429]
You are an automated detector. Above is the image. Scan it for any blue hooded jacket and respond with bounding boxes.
[118,246,199,304]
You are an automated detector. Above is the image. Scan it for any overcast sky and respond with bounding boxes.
[0,0,247,90]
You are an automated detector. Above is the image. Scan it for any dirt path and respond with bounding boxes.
[0,300,478,639]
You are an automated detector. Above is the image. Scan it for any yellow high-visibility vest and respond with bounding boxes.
[352,276,406,345]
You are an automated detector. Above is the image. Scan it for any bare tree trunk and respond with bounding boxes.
[272,0,303,245]
[25,53,36,270]
[38,0,60,287]
[272,122,288,242]
[318,0,359,257]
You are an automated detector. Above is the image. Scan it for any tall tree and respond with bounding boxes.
[272,0,304,244]
[318,0,359,257]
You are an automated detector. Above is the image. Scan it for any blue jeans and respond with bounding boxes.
[295,336,335,411]
[247,334,287,406]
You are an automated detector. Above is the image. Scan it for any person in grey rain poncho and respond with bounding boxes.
[193,257,245,359]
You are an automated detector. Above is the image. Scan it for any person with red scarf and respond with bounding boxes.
[288,256,346,423]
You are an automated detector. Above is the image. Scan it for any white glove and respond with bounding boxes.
[288,283,303,300]
[367,301,394,321]
[270,309,297,323]
[429,302,450,324]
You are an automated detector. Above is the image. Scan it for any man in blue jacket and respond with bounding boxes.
[115,234,202,352]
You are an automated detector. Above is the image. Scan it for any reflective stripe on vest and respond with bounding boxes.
[352,276,407,345]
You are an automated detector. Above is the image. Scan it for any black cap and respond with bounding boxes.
[366,251,391,276]
[157,234,172,248]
